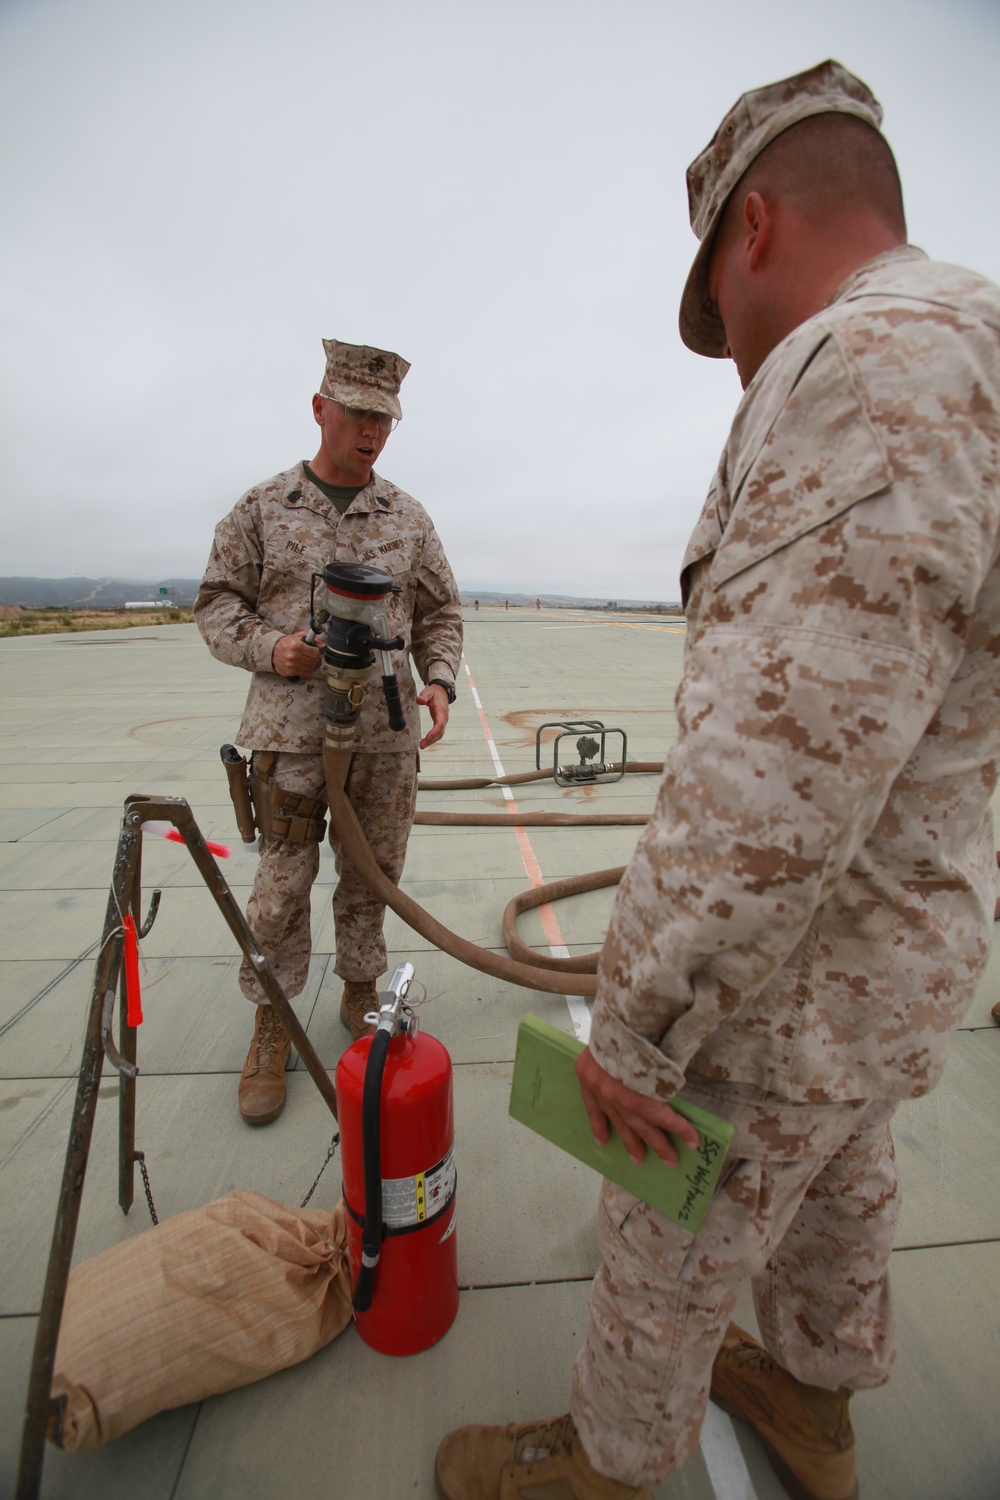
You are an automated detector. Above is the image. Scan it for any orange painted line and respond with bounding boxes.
[463,658,569,951]
[512,824,567,949]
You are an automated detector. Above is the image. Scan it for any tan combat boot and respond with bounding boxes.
[237,1005,291,1125]
[435,1412,652,1499]
[340,978,380,1042]
[711,1323,858,1500]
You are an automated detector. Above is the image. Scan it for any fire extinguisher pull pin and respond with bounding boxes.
[370,961,415,1036]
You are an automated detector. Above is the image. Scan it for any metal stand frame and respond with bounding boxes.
[534,719,627,786]
[16,794,339,1500]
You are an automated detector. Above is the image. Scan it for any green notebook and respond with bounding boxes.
[509,1014,735,1232]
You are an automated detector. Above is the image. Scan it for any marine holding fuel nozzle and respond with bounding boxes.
[305,563,407,749]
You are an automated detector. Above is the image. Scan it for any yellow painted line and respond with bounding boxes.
[533,611,685,633]
[603,621,686,633]
[464,606,685,633]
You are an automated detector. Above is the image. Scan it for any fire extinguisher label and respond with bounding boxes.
[381,1148,456,1231]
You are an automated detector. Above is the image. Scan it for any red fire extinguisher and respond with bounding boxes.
[335,963,459,1355]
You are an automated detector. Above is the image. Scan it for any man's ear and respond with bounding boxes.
[743,190,771,272]
[311,393,325,426]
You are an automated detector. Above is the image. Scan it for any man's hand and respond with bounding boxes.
[272,633,321,678]
[575,1046,700,1167]
[417,683,450,749]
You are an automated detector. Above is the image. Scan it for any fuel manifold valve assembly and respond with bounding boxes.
[536,719,627,788]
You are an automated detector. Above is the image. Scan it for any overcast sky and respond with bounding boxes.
[3,0,999,600]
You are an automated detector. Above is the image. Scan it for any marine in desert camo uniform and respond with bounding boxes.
[435,60,1000,1500]
[196,341,462,1126]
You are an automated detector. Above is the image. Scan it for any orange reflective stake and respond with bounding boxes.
[141,820,231,859]
[123,913,143,1026]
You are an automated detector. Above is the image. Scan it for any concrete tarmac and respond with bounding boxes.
[1,609,998,1499]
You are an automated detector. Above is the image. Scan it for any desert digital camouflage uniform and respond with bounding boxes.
[573,248,1000,1485]
[195,464,462,995]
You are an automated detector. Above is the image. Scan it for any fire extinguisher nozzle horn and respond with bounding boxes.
[384,961,414,1002]
[352,1268,376,1313]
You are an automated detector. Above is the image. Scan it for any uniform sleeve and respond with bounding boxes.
[409,520,463,687]
[193,502,284,675]
[588,324,996,1100]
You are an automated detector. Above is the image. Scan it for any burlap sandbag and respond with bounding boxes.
[48,1190,352,1451]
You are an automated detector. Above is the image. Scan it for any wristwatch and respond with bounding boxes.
[429,678,457,704]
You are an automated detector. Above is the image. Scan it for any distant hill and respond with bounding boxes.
[0,577,682,614]
[0,577,202,608]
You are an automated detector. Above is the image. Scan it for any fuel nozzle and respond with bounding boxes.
[311,563,407,749]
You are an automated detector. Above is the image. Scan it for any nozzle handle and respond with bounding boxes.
[382,674,406,732]
[287,625,328,685]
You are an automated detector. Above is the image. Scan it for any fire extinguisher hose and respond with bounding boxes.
[324,746,634,997]
[353,1025,392,1313]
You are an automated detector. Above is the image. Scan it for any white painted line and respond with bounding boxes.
[463,653,588,1037]
[467,656,757,1499]
[464,663,508,783]
[700,1400,759,1500]
[565,994,591,1043]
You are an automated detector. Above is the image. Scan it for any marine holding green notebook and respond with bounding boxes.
[509,1015,734,1233]
[436,56,1000,1500]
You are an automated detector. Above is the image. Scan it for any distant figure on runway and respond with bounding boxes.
[195,339,462,1126]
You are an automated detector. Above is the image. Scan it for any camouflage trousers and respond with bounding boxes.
[571,1079,900,1488]
[239,750,418,1004]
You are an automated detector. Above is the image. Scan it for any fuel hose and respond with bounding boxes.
[323,747,662,995]
[415,760,664,792]
[411,762,661,827]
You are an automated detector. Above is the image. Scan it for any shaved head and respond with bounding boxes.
[718,112,906,247]
[707,113,908,387]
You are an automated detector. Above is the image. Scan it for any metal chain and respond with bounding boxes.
[300,1132,340,1208]
[124,1135,338,1225]
[135,1150,159,1225]
[125,1135,337,1225]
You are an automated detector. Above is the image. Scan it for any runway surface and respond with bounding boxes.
[1,608,997,1498]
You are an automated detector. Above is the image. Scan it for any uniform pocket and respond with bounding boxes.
[712,332,892,591]
[680,471,726,608]
[257,561,314,633]
[597,1179,696,1283]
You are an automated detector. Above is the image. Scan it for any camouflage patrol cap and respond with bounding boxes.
[679,59,884,358]
[320,339,411,420]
